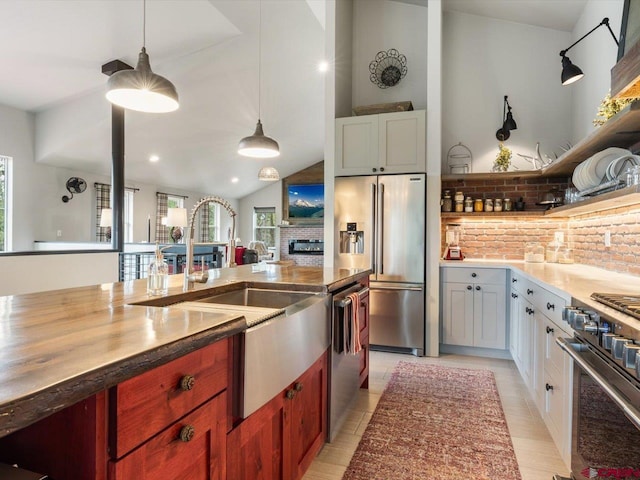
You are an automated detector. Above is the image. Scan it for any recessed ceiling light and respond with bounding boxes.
[318,60,330,73]
[149,155,160,162]
[231,177,239,183]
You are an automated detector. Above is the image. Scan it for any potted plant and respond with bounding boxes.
[493,142,512,172]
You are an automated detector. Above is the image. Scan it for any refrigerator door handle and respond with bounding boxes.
[379,182,385,275]
[371,183,377,275]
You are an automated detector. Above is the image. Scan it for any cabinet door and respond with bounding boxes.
[226,394,286,480]
[288,352,328,480]
[378,111,426,174]
[358,289,370,388]
[335,115,379,176]
[517,302,534,390]
[109,392,226,480]
[442,282,474,346]
[473,283,506,349]
[509,289,521,359]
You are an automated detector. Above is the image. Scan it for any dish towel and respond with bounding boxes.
[347,292,362,354]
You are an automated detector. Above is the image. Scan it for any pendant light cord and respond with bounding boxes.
[258,0,262,121]
[142,0,146,49]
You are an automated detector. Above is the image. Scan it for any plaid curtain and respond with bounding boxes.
[155,193,169,243]
[199,200,209,242]
[95,183,111,242]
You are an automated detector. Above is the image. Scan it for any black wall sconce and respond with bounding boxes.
[559,17,619,86]
[496,95,517,141]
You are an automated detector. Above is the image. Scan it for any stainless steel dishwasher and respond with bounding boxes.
[328,282,370,442]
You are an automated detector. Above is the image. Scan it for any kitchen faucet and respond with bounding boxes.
[183,196,237,291]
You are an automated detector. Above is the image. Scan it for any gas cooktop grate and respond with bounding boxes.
[591,293,640,320]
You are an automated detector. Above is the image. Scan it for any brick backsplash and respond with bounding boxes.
[279,226,324,267]
[442,176,569,212]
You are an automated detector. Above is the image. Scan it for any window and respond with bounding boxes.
[123,190,134,243]
[0,156,11,251]
[167,195,184,209]
[207,203,220,241]
[253,207,276,248]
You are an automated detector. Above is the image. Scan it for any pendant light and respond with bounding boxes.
[238,0,280,158]
[106,0,179,113]
[258,166,280,181]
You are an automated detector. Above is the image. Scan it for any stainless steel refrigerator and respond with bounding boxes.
[334,174,425,356]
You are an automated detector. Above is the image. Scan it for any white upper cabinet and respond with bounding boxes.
[335,110,426,176]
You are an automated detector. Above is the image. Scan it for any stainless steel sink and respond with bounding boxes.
[195,288,315,309]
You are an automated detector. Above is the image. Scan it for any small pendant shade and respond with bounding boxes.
[258,166,280,181]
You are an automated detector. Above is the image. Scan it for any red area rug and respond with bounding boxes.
[342,362,522,480]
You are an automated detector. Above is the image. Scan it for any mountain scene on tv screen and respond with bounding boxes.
[288,184,324,218]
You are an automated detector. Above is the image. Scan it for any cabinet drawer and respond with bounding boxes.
[532,289,567,326]
[442,267,506,285]
[110,339,229,458]
[109,391,227,480]
[542,368,566,453]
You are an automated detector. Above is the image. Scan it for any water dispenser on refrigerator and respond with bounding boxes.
[339,222,364,255]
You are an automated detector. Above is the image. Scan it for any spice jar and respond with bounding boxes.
[464,197,473,213]
[494,198,503,212]
[442,190,453,212]
[474,198,484,212]
[484,198,494,212]
[503,198,512,212]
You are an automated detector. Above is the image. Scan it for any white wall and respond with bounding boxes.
[237,181,282,253]
[351,0,428,111]
[0,252,119,296]
[570,0,624,143]
[442,11,573,173]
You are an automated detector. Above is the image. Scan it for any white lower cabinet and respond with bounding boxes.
[442,267,507,350]
[509,271,572,469]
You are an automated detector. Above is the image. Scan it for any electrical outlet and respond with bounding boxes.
[554,231,564,243]
[56,230,62,238]
[604,231,611,247]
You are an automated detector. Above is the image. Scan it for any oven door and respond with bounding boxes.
[557,337,640,479]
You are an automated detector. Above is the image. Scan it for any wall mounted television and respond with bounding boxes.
[286,184,324,220]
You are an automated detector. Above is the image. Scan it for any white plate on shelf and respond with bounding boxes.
[573,147,632,191]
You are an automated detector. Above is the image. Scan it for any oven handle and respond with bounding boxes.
[557,337,640,430]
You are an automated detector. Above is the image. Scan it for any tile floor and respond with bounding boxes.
[303,351,571,480]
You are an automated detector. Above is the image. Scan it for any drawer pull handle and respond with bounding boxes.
[471,272,477,278]
[547,302,555,311]
[179,425,195,442]
[545,383,554,392]
[475,285,481,291]
[527,289,533,295]
[294,382,304,392]
[512,278,518,283]
[467,285,472,290]
[546,326,555,334]
[286,389,296,400]
[512,293,518,298]
[180,375,196,391]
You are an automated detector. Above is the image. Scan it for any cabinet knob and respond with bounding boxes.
[467,285,472,290]
[294,382,304,392]
[372,167,377,172]
[547,302,555,311]
[471,272,477,278]
[286,389,296,400]
[475,285,481,291]
[546,326,555,334]
[179,425,195,442]
[380,167,385,172]
[180,374,196,391]
[545,383,554,392]
[527,289,533,295]
[511,293,518,299]
[512,278,518,283]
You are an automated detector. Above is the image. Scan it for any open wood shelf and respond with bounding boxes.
[544,184,640,217]
[441,211,546,218]
[441,171,543,181]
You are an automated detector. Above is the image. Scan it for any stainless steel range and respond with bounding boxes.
[555,293,640,480]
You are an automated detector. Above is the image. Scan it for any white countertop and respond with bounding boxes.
[441,259,640,330]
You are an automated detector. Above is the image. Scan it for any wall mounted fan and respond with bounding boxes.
[61,177,87,203]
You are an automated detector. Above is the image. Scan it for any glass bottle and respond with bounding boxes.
[494,198,503,212]
[503,198,512,212]
[464,197,473,213]
[484,198,494,212]
[148,244,169,296]
[474,198,484,212]
[454,191,464,212]
[442,190,453,212]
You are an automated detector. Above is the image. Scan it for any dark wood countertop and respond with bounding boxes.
[0,264,370,438]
